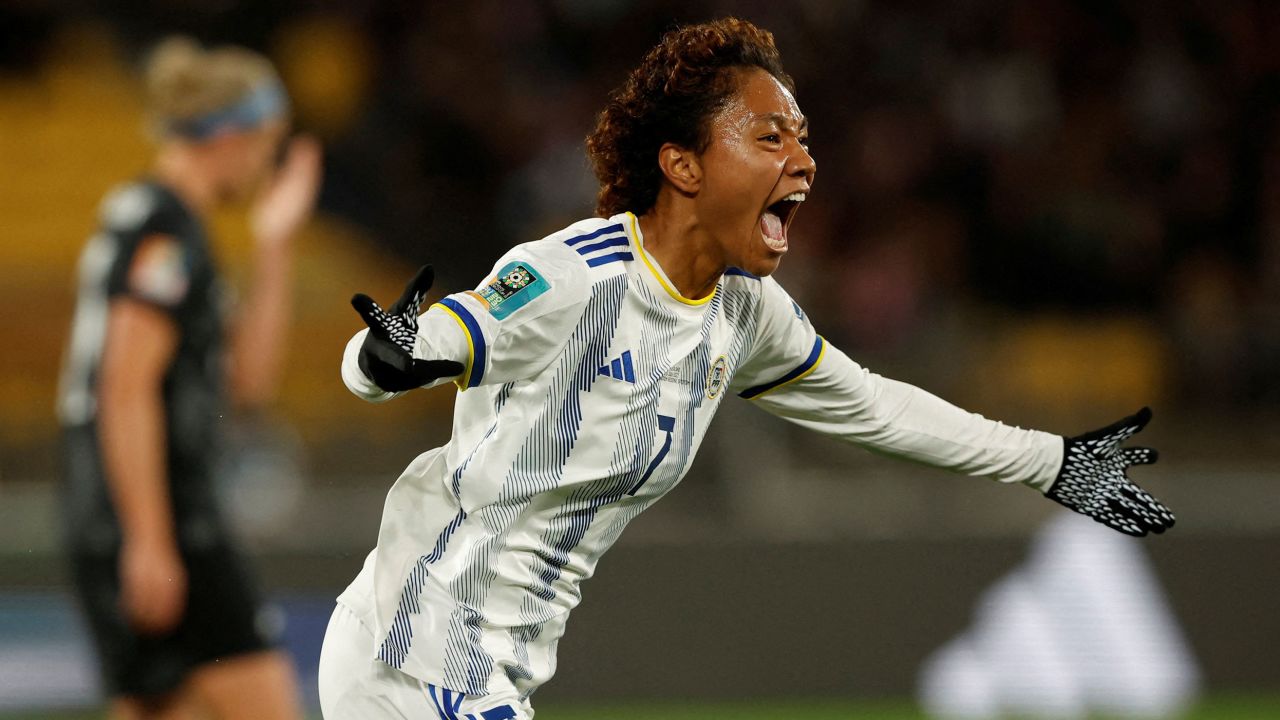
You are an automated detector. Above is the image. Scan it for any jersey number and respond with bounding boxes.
[628,414,675,496]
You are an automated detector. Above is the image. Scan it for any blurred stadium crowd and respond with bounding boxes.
[6,1,1280,409]
[2,0,1278,430]
[0,0,1275,509]
[6,0,1276,406]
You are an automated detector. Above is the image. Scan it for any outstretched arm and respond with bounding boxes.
[744,346,1173,536]
[740,341,1065,487]
[342,237,592,402]
[731,277,1173,536]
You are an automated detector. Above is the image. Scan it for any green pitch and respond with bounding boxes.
[8,695,1280,719]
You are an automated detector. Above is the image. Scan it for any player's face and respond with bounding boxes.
[696,68,815,277]
[214,117,288,202]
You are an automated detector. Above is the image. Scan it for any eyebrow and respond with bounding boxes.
[756,112,809,133]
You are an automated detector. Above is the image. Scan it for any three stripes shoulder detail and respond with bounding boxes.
[563,223,632,268]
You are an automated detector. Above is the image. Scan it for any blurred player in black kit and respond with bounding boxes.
[57,37,320,719]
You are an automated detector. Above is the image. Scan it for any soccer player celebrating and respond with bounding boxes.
[320,18,1174,719]
[58,38,317,719]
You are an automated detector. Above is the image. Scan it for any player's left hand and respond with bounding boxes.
[1046,407,1175,537]
[351,265,464,392]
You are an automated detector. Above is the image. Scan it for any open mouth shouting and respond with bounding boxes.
[760,190,806,253]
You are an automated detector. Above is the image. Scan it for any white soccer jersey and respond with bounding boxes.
[337,212,1064,702]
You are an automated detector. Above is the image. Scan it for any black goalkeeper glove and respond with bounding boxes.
[1046,407,1175,537]
[351,265,464,392]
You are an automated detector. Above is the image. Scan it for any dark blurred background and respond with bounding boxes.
[0,0,1277,716]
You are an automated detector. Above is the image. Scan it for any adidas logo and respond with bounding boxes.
[598,350,636,383]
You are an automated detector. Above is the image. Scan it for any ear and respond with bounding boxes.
[657,142,701,195]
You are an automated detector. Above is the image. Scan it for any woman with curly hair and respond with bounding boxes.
[321,17,1172,719]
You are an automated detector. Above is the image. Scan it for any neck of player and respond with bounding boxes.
[153,144,219,216]
[637,197,727,301]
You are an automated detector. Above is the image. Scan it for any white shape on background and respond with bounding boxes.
[918,511,1201,719]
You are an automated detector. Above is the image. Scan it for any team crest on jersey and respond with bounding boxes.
[128,234,189,306]
[706,355,729,399]
[474,261,549,320]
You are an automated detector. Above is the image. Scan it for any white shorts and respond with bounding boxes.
[318,601,533,719]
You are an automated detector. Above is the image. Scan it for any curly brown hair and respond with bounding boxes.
[585,17,794,217]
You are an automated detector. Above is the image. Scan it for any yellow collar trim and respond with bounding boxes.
[626,212,716,307]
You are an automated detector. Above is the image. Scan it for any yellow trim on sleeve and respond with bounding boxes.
[747,336,827,400]
[626,211,716,306]
[431,302,475,391]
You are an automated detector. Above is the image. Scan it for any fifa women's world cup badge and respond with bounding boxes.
[501,267,533,289]
[472,261,550,320]
[706,355,729,399]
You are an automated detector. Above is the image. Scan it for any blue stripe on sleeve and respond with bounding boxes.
[438,297,487,388]
[586,251,633,267]
[564,223,624,246]
[738,336,824,399]
[575,235,630,255]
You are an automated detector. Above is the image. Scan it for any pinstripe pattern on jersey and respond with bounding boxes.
[659,284,723,500]
[522,280,679,616]
[386,379,517,681]
[378,508,467,668]
[520,277,766,624]
[493,381,515,411]
[447,382,517,497]
[440,604,488,694]
[440,272,629,694]
[593,279,761,553]
[718,280,763,372]
[518,275,753,644]
[508,623,538,687]
[369,233,780,698]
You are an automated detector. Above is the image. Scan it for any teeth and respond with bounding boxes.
[781,192,806,203]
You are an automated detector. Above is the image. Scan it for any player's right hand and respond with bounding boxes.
[250,134,323,249]
[351,265,465,392]
[119,537,188,635]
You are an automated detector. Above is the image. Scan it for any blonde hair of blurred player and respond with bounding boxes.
[96,37,320,720]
